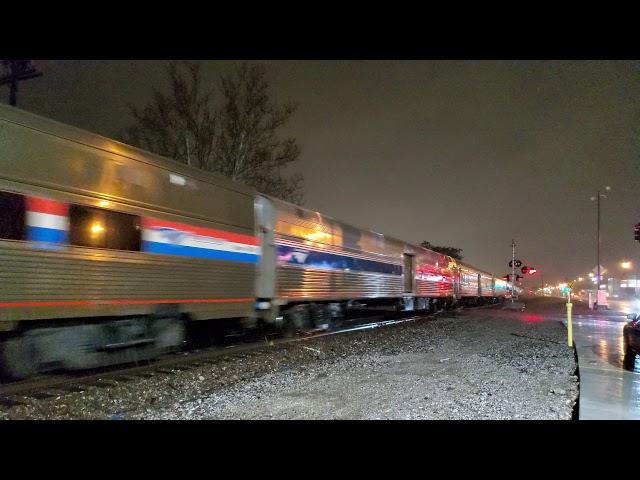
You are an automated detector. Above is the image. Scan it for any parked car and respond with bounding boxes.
[623,312,640,368]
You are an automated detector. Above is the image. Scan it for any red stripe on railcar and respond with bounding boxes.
[142,217,259,246]
[25,197,69,216]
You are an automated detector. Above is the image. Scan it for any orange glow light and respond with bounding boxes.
[90,223,105,235]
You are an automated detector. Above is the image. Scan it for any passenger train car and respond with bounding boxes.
[0,104,507,378]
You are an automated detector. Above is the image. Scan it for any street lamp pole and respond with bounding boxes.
[597,190,600,288]
[591,186,610,297]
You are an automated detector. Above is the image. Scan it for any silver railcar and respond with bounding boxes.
[0,104,259,376]
[0,104,504,377]
[253,196,460,327]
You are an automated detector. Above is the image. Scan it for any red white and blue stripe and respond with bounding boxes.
[25,197,69,245]
[141,218,260,263]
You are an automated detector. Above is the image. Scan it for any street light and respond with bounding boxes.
[590,186,610,290]
[621,261,632,270]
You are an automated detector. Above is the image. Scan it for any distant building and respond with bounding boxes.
[619,275,640,298]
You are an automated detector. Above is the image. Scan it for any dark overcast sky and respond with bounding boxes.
[4,60,640,284]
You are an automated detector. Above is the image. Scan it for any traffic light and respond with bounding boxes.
[635,223,640,242]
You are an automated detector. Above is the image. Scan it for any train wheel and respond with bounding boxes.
[310,303,331,331]
[281,305,308,337]
[0,335,39,380]
[155,317,187,353]
[327,303,344,329]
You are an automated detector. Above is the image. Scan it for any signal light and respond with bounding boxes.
[521,266,537,276]
[504,273,527,282]
[635,223,640,242]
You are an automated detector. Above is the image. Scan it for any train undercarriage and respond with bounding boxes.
[0,295,504,380]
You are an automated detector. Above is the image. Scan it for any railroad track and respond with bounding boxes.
[0,303,499,406]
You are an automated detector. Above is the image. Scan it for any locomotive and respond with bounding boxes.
[0,104,508,378]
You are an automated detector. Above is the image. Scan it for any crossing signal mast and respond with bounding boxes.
[505,241,537,301]
[503,274,523,282]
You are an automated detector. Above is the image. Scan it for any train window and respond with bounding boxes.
[69,204,141,251]
[0,191,26,241]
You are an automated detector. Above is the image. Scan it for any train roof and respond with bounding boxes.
[268,195,497,276]
[457,262,494,277]
[264,193,464,265]
[0,103,256,197]
[1,104,498,278]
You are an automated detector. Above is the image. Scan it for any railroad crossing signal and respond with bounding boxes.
[635,223,640,242]
[521,266,537,275]
[509,259,522,268]
[503,274,523,282]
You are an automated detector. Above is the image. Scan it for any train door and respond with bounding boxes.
[403,253,415,293]
[453,266,461,298]
[254,195,276,317]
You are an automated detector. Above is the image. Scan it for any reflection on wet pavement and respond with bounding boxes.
[590,324,640,372]
[565,308,640,419]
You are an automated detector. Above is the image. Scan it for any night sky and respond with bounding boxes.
[4,60,639,285]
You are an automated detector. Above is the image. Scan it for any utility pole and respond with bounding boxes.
[591,186,610,300]
[0,60,43,107]
[597,190,600,289]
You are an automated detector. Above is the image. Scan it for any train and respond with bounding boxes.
[0,104,509,379]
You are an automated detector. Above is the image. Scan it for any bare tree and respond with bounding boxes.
[420,241,464,261]
[122,61,303,203]
[212,63,303,204]
[123,62,217,171]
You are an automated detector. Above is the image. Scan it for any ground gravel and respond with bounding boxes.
[0,298,578,420]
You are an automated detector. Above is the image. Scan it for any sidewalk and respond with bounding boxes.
[561,300,640,419]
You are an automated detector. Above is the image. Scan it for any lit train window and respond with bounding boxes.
[69,204,141,251]
[0,191,26,240]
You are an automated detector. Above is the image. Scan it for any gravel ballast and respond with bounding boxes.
[0,298,578,420]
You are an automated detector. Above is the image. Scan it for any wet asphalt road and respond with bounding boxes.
[553,297,640,419]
